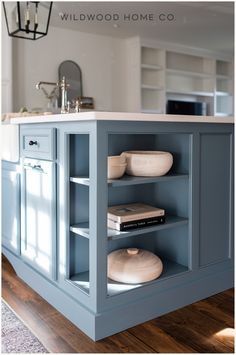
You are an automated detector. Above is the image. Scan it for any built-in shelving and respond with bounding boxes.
[215,60,233,116]
[141,46,165,113]
[68,132,191,299]
[68,258,189,296]
[137,42,233,116]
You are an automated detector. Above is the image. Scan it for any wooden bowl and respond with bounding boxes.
[108,248,163,284]
[108,156,127,179]
[108,155,126,166]
[121,151,173,177]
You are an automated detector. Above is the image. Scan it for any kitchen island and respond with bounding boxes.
[2,112,234,340]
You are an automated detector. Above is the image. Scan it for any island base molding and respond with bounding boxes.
[3,247,233,341]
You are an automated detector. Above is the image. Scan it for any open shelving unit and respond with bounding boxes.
[137,42,233,117]
[215,60,233,116]
[67,131,191,297]
[141,46,166,114]
[67,134,90,295]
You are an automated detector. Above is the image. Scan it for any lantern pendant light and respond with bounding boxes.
[3,2,53,40]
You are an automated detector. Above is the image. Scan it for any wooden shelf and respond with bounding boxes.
[167,68,213,79]
[68,258,189,297]
[70,174,188,187]
[70,215,188,240]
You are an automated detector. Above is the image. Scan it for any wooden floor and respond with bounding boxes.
[2,255,234,353]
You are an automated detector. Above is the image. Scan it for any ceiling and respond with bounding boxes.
[50,2,234,56]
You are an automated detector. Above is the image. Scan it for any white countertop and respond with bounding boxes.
[10,111,234,124]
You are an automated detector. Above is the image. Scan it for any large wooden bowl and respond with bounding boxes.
[108,248,163,284]
[121,151,173,177]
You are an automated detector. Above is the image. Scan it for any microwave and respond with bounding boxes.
[167,100,207,115]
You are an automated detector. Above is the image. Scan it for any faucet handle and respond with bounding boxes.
[58,76,70,89]
[72,98,81,113]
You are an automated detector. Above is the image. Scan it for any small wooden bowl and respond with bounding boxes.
[108,248,163,284]
[121,151,173,177]
[108,155,127,179]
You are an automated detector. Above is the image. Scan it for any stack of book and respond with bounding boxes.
[108,203,165,231]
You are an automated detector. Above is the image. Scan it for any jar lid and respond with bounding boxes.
[108,248,163,284]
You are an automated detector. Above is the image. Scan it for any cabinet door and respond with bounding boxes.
[21,159,56,280]
[2,169,20,254]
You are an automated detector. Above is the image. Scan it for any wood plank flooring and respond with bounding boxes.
[2,255,234,353]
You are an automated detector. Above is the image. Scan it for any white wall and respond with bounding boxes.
[12,26,126,112]
[1,17,12,113]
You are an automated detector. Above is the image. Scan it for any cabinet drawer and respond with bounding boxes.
[21,128,56,160]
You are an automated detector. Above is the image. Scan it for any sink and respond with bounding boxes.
[1,124,19,162]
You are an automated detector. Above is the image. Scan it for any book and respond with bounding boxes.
[108,203,165,223]
[108,215,165,231]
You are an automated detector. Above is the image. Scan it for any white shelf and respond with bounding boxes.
[216,91,232,97]
[215,112,232,117]
[167,68,213,79]
[216,74,232,80]
[70,176,90,186]
[141,85,164,91]
[141,64,163,70]
[166,89,214,97]
[141,109,163,114]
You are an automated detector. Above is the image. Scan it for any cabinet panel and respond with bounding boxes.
[199,133,232,266]
[2,169,20,254]
[21,158,56,280]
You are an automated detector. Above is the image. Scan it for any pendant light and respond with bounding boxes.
[3,2,53,40]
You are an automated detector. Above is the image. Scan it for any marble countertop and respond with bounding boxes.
[9,111,234,124]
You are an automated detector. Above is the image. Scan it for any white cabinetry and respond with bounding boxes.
[125,38,233,117]
[215,60,233,116]
[141,47,165,113]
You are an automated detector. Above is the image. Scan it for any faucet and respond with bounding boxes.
[36,77,70,113]
[59,77,70,114]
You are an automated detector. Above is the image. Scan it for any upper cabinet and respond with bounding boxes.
[125,37,233,116]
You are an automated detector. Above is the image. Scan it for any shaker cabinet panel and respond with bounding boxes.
[199,133,233,266]
[2,169,20,254]
[21,158,56,280]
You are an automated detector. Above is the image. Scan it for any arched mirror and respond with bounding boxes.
[58,60,83,104]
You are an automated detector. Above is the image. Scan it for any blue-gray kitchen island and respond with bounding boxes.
[2,112,234,340]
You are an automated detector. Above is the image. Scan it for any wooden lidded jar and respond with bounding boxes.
[108,248,163,284]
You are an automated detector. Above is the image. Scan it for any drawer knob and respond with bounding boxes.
[29,140,38,146]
